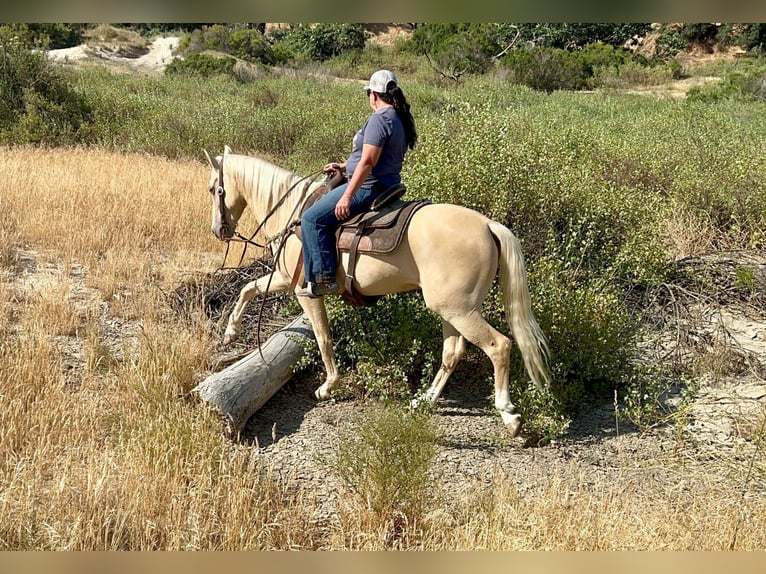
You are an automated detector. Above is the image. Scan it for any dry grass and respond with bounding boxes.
[84,24,149,58]
[1,146,765,549]
[664,206,718,259]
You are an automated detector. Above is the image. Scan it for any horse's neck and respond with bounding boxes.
[232,155,315,237]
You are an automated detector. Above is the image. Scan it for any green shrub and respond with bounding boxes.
[271,24,366,63]
[654,26,686,61]
[578,42,633,76]
[330,403,438,525]
[593,59,676,88]
[0,23,85,50]
[179,24,274,65]
[513,23,653,50]
[719,23,766,52]
[687,66,766,102]
[325,292,440,402]
[0,30,92,144]
[680,23,719,46]
[501,47,588,92]
[165,53,236,78]
[408,23,518,78]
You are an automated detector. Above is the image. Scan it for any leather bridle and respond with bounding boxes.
[213,151,325,270]
[215,154,233,241]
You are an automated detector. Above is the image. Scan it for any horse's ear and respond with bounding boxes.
[204,149,219,171]
[224,145,233,156]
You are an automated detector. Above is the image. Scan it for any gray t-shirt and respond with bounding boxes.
[345,106,406,188]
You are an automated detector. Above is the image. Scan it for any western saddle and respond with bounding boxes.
[296,182,430,306]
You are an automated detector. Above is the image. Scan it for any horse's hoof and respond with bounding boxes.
[501,411,523,438]
[222,332,238,346]
[314,388,328,401]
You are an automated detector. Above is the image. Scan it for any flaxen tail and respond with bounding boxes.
[489,221,551,390]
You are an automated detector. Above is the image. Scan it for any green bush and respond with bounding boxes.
[578,42,633,76]
[654,26,686,61]
[687,65,766,102]
[680,23,719,46]
[330,404,438,525]
[0,30,92,144]
[325,292,440,402]
[513,23,653,50]
[593,59,677,88]
[719,23,766,52]
[271,24,366,63]
[408,23,519,78]
[165,53,236,78]
[501,47,588,92]
[409,24,652,63]
[179,24,274,65]
[0,23,85,49]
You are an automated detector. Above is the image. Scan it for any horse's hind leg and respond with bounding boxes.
[444,311,522,437]
[414,321,465,407]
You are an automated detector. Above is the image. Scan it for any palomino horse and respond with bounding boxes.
[205,146,550,436]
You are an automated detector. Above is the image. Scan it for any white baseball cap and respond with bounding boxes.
[363,69,397,93]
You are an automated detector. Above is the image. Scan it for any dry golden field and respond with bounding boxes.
[1,146,765,550]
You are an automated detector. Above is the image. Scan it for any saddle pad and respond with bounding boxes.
[337,200,431,255]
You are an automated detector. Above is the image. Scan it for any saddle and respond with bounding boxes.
[296,183,430,306]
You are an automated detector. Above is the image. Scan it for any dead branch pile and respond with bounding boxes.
[170,258,297,348]
[636,251,766,378]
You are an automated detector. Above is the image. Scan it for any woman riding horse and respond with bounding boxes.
[298,69,417,298]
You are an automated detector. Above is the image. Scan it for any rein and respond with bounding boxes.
[216,159,324,270]
[213,155,327,360]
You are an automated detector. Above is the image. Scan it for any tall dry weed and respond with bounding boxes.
[664,205,717,258]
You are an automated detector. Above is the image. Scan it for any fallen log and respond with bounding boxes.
[192,313,316,435]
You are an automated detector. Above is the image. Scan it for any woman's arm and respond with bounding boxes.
[334,143,382,219]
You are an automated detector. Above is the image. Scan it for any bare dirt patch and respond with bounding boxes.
[48,36,179,77]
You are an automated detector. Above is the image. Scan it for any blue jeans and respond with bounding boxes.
[301,182,378,284]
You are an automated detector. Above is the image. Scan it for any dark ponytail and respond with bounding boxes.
[380,86,418,150]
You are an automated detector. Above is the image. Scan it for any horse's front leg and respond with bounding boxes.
[297,296,339,400]
[222,271,289,345]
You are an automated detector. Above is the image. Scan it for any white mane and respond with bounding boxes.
[225,153,324,240]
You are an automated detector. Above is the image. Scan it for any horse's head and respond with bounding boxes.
[204,145,246,241]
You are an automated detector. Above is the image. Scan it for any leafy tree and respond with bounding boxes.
[514,23,652,49]
[409,23,651,81]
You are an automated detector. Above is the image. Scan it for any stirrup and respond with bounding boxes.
[296,281,339,298]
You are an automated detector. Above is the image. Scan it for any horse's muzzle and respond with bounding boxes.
[215,223,234,241]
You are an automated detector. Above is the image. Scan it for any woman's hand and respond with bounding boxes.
[323,162,344,177]
[335,194,352,220]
